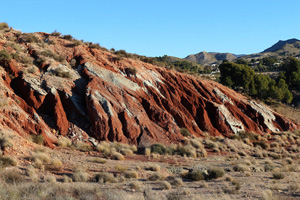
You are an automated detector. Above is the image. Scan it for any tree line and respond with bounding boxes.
[219,57,300,104]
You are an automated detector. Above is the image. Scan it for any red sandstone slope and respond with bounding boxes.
[0,30,298,147]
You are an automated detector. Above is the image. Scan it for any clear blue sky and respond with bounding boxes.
[1,0,299,58]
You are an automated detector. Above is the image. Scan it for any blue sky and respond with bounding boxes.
[1,0,299,58]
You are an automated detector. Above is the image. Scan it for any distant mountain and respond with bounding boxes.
[184,51,237,65]
[185,39,300,65]
[262,38,300,53]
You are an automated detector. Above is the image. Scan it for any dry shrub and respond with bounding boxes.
[0,23,9,30]
[183,170,205,181]
[31,152,50,164]
[0,156,17,167]
[74,141,92,152]
[115,165,128,172]
[57,137,72,148]
[145,148,151,156]
[94,172,116,183]
[269,153,281,160]
[129,181,142,191]
[190,139,203,149]
[89,158,106,164]
[177,144,196,158]
[63,175,73,183]
[48,158,62,170]
[72,168,88,182]
[272,172,284,179]
[233,164,250,172]
[287,183,299,192]
[167,176,183,187]
[26,165,39,182]
[160,181,172,190]
[0,131,13,150]
[145,164,160,171]
[124,171,138,179]
[262,190,276,200]
[270,142,279,148]
[197,148,207,158]
[205,140,219,149]
[45,175,56,183]
[111,151,124,160]
[0,170,25,184]
[206,167,225,180]
[148,172,164,181]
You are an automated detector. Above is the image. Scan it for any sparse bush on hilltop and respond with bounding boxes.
[63,34,73,40]
[40,50,64,62]
[22,33,41,43]
[51,30,61,37]
[0,22,9,30]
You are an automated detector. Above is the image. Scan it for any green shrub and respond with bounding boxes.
[180,128,190,137]
[183,170,205,181]
[40,50,64,62]
[0,22,9,30]
[52,67,72,78]
[206,167,225,180]
[89,43,101,49]
[31,134,44,145]
[0,50,12,64]
[273,172,284,179]
[63,35,73,40]
[125,67,137,76]
[51,30,61,37]
[22,34,41,43]
[150,143,167,155]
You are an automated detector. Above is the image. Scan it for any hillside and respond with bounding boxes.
[184,51,237,65]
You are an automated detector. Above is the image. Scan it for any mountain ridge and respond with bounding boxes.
[184,38,300,65]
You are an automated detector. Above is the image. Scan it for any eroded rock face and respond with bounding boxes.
[0,31,298,147]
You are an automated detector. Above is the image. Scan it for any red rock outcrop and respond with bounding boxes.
[0,30,298,147]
